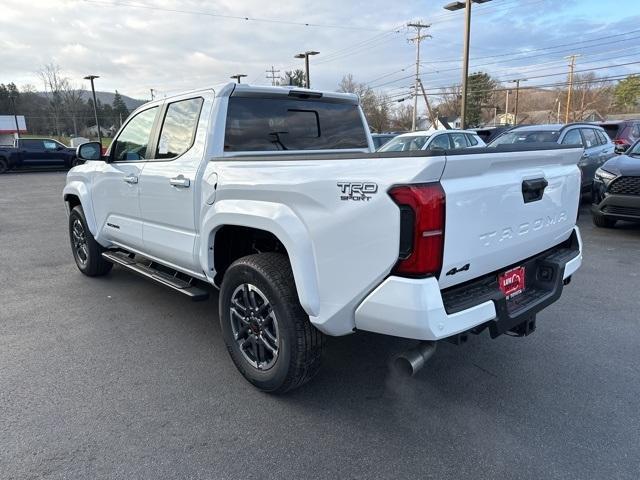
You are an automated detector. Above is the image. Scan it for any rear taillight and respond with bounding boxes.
[613,139,630,145]
[388,183,445,278]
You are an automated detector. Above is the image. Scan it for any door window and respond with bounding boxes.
[561,129,583,146]
[581,128,598,149]
[21,139,43,149]
[466,133,479,146]
[595,130,609,145]
[449,133,469,149]
[112,107,158,161]
[43,140,58,150]
[428,134,450,150]
[156,97,204,159]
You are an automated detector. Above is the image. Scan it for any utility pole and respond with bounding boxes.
[417,79,437,128]
[505,89,510,124]
[564,54,580,123]
[407,21,431,131]
[150,88,155,100]
[84,75,102,147]
[266,66,280,86]
[511,78,527,126]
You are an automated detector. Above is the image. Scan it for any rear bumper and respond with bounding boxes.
[354,227,582,341]
[592,194,640,221]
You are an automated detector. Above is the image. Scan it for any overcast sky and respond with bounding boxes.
[1,0,638,102]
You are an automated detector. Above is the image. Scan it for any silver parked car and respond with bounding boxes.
[377,129,486,152]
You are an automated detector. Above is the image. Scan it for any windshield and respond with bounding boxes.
[628,141,640,156]
[489,130,560,146]
[378,135,429,152]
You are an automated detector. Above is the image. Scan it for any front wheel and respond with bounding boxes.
[69,205,113,276]
[219,253,324,393]
[0,158,8,174]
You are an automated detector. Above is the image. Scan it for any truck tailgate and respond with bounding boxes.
[438,146,583,289]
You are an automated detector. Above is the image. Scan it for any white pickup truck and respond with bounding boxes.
[64,83,583,393]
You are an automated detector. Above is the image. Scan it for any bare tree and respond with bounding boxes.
[570,73,613,121]
[61,79,85,137]
[337,74,391,132]
[38,63,66,135]
[390,104,414,131]
[434,85,461,119]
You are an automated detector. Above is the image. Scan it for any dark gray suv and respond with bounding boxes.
[488,123,616,192]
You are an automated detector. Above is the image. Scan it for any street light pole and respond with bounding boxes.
[444,0,492,129]
[84,75,102,147]
[230,74,248,84]
[9,93,20,139]
[294,51,320,88]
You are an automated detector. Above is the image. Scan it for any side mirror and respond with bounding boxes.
[76,141,103,161]
[615,143,630,154]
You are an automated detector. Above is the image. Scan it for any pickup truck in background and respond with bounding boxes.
[0,138,79,173]
[63,83,584,393]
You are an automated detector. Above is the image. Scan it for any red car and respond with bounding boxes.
[597,120,640,153]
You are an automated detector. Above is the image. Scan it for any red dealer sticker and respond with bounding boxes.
[498,266,526,299]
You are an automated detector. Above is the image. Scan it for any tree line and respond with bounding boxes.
[0,64,131,138]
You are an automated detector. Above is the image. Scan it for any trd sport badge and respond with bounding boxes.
[337,182,378,202]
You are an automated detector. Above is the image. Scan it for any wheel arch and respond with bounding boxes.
[201,200,321,317]
[63,182,98,235]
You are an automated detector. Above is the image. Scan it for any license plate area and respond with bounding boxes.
[498,266,526,299]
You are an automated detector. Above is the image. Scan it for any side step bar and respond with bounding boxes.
[102,251,210,301]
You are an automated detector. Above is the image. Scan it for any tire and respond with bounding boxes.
[0,157,8,174]
[70,157,82,167]
[592,212,616,228]
[69,205,113,276]
[219,253,325,393]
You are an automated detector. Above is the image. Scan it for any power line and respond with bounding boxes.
[83,0,387,31]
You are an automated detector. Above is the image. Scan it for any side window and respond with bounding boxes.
[596,130,609,145]
[112,107,158,162]
[43,140,58,150]
[450,133,469,149]
[581,128,598,149]
[156,97,204,160]
[21,139,42,149]
[561,129,583,146]
[428,134,450,150]
[633,124,640,138]
[466,133,479,146]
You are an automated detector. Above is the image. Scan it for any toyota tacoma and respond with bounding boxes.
[63,83,583,392]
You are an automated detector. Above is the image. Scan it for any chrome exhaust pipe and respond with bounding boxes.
[392,341,437,377]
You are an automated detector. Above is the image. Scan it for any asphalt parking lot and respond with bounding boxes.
[1,171,639,480]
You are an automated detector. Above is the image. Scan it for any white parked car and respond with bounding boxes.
[377,129,486,152]
[63,83,583,393]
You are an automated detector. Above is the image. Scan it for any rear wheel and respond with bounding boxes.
[69,205,113,276]
[592,212,616,228]
[219,253,324,393]
[0,158,8,174]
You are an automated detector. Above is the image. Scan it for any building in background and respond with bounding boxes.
[0,115,27,145]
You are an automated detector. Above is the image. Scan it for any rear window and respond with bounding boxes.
[601,124,621,139]
[489,130,560,146]
[223,96,368,152]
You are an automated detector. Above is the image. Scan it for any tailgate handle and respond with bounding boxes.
[522,178,548,203]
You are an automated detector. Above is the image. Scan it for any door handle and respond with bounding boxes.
[123,175,138,184]
[169,175,190,188]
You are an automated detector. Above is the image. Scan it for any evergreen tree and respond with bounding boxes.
[112,90,129,127]
[466,72,497,127]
